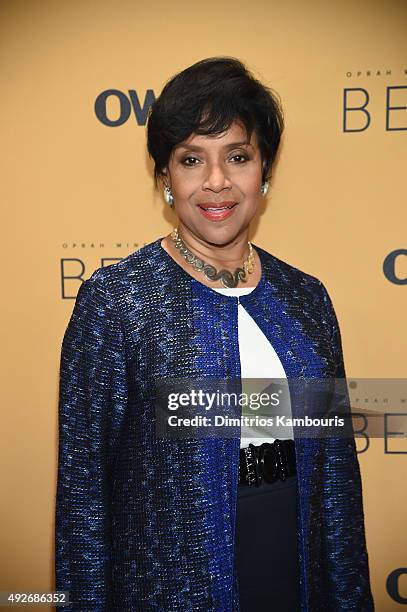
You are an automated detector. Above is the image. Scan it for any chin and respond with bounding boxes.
[196,224,245,247]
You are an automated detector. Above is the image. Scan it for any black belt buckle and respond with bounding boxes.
[259,440,288,484]
[239,440,295,487]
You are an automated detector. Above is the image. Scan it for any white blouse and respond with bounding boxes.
[213,286,294,448]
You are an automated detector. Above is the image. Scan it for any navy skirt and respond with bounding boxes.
[235,474,301,611]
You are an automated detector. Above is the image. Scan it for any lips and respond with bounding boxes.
[197,201,238,222]
[198,201,237,210]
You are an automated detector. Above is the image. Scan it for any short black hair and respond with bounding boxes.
[146,56,284,187]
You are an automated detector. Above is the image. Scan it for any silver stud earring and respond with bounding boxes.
[164,186,174,207]
[261,181,269,197]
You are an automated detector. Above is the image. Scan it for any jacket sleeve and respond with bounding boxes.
[319,281,375,611]
[55,272,129,611]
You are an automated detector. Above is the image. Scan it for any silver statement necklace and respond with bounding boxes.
[171,227,255,288]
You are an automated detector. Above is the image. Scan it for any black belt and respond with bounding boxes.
[238,439,296,487]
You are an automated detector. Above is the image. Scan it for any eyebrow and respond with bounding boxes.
[175,140,253,152]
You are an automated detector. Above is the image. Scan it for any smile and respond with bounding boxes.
[197,202,238,222]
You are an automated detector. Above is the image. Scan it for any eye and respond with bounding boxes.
[181,156,200,166]
[230,154,249,163]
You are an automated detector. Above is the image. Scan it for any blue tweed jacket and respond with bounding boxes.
[55,237,374,611]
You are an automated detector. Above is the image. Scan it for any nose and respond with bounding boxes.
[202,162,232,192]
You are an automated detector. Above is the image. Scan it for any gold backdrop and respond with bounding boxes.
[1,0,406,609]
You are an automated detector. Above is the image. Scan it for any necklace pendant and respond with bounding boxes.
[220,275,237,289]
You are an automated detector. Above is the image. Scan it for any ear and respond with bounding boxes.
[161,167,170,188]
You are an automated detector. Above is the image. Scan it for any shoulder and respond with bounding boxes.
[65,241,163,353]
[83,238,163,299]
[254,243,337,333]
[254,243,324,293]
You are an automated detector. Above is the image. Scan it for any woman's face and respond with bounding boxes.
[163,120,264,247]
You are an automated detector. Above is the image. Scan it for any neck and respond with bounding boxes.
[176,222,250,267]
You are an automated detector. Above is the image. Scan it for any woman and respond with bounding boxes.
[55,57,374,611]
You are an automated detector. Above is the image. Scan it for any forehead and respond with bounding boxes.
[175,120,258,151]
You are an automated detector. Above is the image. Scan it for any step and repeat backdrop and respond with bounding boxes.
[2,0,406,610]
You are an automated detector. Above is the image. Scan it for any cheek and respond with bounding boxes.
[235,170,262,196]
[233,159,262,182]
[171,171,199,200]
